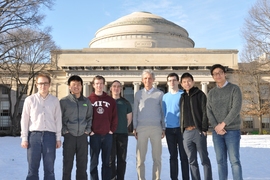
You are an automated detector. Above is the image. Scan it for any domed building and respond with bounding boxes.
[51,11,238,103]
[89,11,195,48]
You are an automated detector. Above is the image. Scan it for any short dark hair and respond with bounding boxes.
[92,75,105,84]
[210,64,226,75]
[167,73,179,81]
[180,72,194,82]
[68,75,83,86]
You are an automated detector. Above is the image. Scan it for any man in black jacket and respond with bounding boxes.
[180,72,212,180]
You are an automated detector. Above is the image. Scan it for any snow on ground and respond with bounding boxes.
[0,135,270,180]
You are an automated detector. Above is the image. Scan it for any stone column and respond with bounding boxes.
[89,83,93,94]
[121,82,125,96]
[133,82,141,96]
[66,81,70,95]
[153,82,159,88]
[83,82,89,97]
[201,81,209,95]
[103,82,108,93]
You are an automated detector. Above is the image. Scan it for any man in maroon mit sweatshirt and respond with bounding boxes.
[88,75,118,180]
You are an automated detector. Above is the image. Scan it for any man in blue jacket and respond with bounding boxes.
[162,72,189,180]
[60,75,93,180]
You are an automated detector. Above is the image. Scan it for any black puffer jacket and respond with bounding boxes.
[179,87,209,133]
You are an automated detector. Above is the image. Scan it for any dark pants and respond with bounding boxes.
[110,133,128,180]
[26,131,56,180]
[90,133,113,180]
[183,129,212,180]
[62,133,88,180]
[166,127,190,180]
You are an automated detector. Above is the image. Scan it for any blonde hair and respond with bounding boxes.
[35,73,51,83]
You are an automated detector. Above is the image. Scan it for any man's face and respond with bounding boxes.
[110,82,121,96]
[69,81,82,96]
[212,68,226,84]
[167,76,179,90]
[181,77,194,91]
[93,79,104,94]
[36,76,50,94]
[142,73,154,90]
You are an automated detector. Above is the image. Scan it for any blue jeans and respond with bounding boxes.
[183,129,212,180]
[166,128,189,180]
[90,133,113,180]
[27,131,56,180]
[212,130,243,180]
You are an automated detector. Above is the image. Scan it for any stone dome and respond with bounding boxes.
[89,11,195,48]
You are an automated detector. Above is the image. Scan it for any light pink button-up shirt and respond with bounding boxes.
[20,93,62,141]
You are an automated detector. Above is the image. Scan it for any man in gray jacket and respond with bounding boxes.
[60,75,93,180]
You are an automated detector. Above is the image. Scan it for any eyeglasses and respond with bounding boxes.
[212,71,224,77]
[36,82,50,86]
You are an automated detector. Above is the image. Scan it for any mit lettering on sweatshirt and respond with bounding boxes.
[88,92,118,135]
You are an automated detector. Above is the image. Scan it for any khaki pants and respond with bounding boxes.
[136,126,163,180]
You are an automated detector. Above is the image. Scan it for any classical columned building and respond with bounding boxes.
[2,11,251,132]
[51,11,239,106]
[52,47,238,105]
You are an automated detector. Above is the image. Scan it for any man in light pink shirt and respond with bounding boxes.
[20,73,62,180]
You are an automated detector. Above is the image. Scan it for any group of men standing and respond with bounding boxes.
[20,64,243,180]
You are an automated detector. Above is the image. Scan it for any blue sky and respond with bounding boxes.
[42,0,257,54]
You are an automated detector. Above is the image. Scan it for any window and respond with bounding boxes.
[1,85,10,94]
[1,101,9,109]
[1,110,9,116]
[262,116,270,128]
[243,116,253,129]
[0,101,11,127]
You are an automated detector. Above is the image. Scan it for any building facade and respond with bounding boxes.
[1,11,269,133]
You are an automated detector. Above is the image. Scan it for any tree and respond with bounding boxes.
[239,0,270,134]
[0,0,54,61]
[0,27,57,135]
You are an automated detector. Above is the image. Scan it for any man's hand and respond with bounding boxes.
[202,131,207,136]
[21,141,28,149]
[215,122,227,135]
[161,130,165,139]
[133,129,138,140]
[56,141,61,149]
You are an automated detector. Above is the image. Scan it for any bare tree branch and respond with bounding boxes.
[0,27,58,135]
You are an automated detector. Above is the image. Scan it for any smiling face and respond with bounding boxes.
[212,67,226,86]
[142,73,154,90]
[93,79,104,95]
[110,81,121,98]
[69,80,82,97]
[181,77,195,92]
[167,76,179,91]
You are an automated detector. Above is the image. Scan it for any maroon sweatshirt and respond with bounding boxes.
[88,92,118,135]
